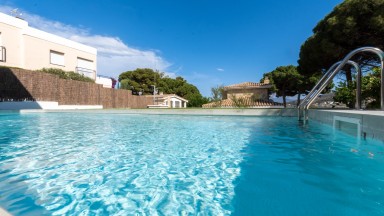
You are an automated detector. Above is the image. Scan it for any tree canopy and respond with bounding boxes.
[210,85,224,101]
[334,67,381,108]
[206,85,225,107]
[298,0,384,81]
[118,68,209,107]
[119,68,164,94]
[297,0,384,108]
[262,65,303,107]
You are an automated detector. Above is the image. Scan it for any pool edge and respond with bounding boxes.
[0,207,12,216]
[308,109,384,142]
[18,108,298,116]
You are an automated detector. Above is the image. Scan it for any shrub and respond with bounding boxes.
[38,68,94,83]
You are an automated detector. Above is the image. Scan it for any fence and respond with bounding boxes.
[0,67,152,108]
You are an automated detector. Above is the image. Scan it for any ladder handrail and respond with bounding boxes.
[298,60,360,121]
[298,46,384,122]
[298,60,359,110]
[305,47,384,111]
[304,61,360,111]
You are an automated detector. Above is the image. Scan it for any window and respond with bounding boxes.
[77,58,93,69]
[50,51,64,66]
[0,47,5,62]
[0,32,5,62]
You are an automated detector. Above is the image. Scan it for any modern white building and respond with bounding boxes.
[96,75,115,88]
[0,12,97,79]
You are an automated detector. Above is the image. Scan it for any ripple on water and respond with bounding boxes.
[0,114,251,215]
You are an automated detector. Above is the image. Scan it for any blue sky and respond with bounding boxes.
[1,0,343,96]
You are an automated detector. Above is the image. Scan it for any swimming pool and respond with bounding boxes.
[0,112,383,215]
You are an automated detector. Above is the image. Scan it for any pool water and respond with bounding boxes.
[0,113,383,215]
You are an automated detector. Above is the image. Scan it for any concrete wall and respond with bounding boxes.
[0,68,152,108]
[309,109,384,142]
[0,12,97,78]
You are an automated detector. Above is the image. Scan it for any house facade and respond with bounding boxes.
[96,75,117,88]
[0,12,97,79]
[223,80,272,100]
[202,78,283,108]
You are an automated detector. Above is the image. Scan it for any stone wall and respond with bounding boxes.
[0,67,152,108]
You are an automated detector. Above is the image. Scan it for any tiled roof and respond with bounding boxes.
[202,97,283,108]
[224,82,271,89]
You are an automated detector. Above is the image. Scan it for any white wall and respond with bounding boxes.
[96,76,113,88]
[0,12,97,79]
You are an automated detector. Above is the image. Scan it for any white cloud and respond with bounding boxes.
[0,6,171,78]
[216,68,224,72]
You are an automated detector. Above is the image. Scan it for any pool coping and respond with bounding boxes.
[0,208,12,216]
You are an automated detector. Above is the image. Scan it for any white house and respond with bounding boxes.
[96,75,115,88]
[146,94,188,108]
[0,12,97,79]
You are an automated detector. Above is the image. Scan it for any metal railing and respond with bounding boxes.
[298,47,384,123]
[298,60,361,121]
[0,46,6,62]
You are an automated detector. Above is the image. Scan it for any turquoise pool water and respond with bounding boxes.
[0,113,383,215]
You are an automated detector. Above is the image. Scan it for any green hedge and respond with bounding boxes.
[38,68,94,83]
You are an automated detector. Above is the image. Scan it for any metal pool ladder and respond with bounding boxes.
[298,47,384,123]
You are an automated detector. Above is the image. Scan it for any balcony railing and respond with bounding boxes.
[75,67,95,79]
[0,46,6,62]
